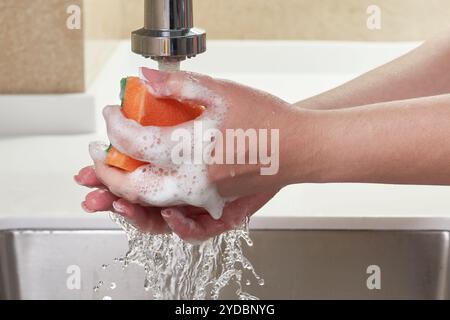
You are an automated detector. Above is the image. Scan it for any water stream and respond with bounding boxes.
[96,61,263,300]
[107,213,263,300]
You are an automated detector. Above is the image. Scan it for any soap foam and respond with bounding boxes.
[89,141,108,162]
[127,163,226,219]
[95,70,230,220]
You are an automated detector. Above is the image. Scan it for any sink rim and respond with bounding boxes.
[1,216,450,231]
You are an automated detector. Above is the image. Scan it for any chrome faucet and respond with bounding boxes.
[131,0,206,66]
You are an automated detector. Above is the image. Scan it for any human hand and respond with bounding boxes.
[75,165,277,242]
[76,68,299,241]
[103,68,299,199]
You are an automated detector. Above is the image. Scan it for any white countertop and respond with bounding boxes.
[1,40,450,226]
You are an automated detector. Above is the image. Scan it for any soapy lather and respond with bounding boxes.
[90,68,230,220]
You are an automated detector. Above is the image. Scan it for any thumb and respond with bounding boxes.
[140,68,224,109]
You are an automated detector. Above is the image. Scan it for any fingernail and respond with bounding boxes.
[140,68,167,93]
[97,189,108,194]
[112,201,127,215]
[81,202,95,213]
[73,175,83,185]
[140,68,167,82]
[161,209,172,218]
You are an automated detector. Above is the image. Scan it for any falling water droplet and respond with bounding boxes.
[93,280,104,292]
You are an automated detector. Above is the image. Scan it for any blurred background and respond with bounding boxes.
[1,0,450,95]
[85,0,450,41]
[2,1,450,301]
[1,0,450,218]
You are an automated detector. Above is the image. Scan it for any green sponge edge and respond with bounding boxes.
[120,77,128,107]
[106,77,128,154]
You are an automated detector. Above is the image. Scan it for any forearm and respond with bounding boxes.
[290,94,450,185]
[295,30,450,110]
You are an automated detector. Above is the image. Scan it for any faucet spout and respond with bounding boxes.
[131,0,207,62]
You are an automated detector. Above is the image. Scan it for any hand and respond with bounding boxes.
[75,165,277,242]
[76,69,298,241]
[104,68,301,199]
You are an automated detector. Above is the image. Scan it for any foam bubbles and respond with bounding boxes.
[89,141,108,161]
[99,71,231,220]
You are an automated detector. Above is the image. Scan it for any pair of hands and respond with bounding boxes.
[75,69,291,242]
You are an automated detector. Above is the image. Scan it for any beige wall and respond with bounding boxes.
[2,0,449,94]
[0,0,84,94]
[85,0,450,41]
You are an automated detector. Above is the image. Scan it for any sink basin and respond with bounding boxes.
[0,217,449,300]
[1,41,450,300]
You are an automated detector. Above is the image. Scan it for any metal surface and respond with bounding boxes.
[0,229,449,300]
[131,0,206,61]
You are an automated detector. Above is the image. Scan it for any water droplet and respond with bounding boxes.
[110,282,117,290]
[102,296,112,300]
[258,279,265,286]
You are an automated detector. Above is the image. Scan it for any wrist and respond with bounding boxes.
[280,107,339,185]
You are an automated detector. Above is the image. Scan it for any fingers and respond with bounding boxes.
[88,141,143,202]
[113,199,170,234]
[92,156,181,208]
[79,142,171,235]
[220,192,277,227]
[101,70,229,210]
[82,189,118,213]
[161,207,227,243]
[140,68,223,108]
[81,189,170,234]
[91,158,139,201]
[74,166,104,188]
[90,150,191,210]
[103,105,179,166]
[161,192,278,242]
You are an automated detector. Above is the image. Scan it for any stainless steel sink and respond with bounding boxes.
[0,217,449,300]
